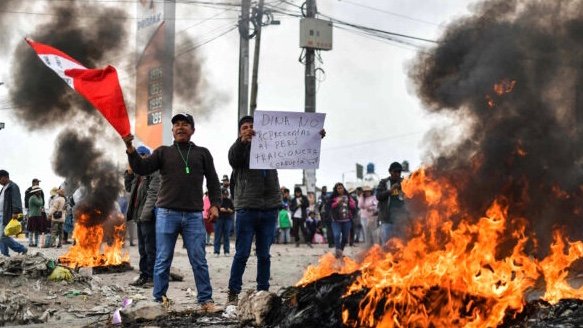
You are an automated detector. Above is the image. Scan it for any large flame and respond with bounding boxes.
[298,168,583,327]
[59,211,129,267]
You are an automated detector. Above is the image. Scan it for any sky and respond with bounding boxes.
[0,0,474,194]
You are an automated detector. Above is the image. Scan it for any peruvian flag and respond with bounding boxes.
[25,38,131,137]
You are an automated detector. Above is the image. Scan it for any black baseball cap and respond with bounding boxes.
[389,162,403,172]
[171,113,195,128]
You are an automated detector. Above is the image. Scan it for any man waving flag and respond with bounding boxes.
[25,38,131,137]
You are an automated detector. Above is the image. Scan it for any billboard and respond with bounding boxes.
[135,0,175,148]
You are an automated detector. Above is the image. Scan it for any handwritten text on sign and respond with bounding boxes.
[250,111,326,169]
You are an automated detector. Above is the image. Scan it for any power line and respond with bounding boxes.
[0,9,238,20]
[319,12,438,44]
[332,0,438,26]
[263,3,438,45]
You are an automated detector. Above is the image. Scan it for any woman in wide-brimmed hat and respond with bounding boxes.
[26,186,45,247]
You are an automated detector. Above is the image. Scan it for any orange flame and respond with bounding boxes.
[486,79,517,108]
[493,79,516,95]
[59,212,129,267]
[298,168,583,327]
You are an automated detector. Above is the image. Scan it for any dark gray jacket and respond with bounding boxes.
[229,138,281,210]
[375,177,405,223]
[124,170,161,222]
[1,181,22,226]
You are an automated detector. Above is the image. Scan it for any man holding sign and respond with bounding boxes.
[227,114,325,305]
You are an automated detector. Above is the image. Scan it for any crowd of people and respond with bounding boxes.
[0,112,408,313]
[0,172,74,257]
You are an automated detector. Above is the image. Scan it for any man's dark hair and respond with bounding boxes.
[238,115,253,130]
[0,170,8,178]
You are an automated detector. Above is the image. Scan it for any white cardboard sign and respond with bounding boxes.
[250,111,326,169]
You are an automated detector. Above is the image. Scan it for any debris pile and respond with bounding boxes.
[0,253,133,326]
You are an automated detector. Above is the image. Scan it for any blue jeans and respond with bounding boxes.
[380,222,396,245]
[137,220,156,279]
[0,216,27,256]
[228,209,277,294]
[153,209,212,303]
[213,216,233,254]
[331,220,352,251]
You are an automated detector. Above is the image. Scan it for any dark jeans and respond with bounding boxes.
[153,209,211,303]
[214,216,233,254]
[137,220,156,279]
[228,208,277,294]
[332,220,352,251]
[292,217,309,244]
[324,218,334,247]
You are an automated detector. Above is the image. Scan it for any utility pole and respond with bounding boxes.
[304,0,317,114]
[238,0,251,124]
[303,0,317,193]
[249,0,265,116]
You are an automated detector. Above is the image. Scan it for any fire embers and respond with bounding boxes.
[270,273,583,328]
[59,211,129,268]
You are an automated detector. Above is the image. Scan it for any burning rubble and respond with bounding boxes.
[52,130,131,271]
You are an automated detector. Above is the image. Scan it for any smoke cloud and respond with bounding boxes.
[53,130,121,227]
[410,0,583,253]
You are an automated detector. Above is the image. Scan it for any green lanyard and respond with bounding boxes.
[176,143,192,174]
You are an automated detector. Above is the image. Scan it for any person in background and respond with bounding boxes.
[26,186,44,247]
[351,187,364,244]
[277,204,292,244]
[24,178,44,214]
[203,191,213,246]
[48,188,67,248]
[330,182,356,258]
[221,175,230,190]
[290,187,311,248]
[24,178,44,239]
[376,162,407,246]
[280,187,290,207]
[214,188,234,257]
[125,145,161,287]
[358,185,379,248]
[317,186,333,248]
[305,211,318,245]
[62,194,74,245]
[123,112,220,312]
[41,188,58,248]
[0,170,27,256]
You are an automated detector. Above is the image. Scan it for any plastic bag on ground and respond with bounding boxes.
[48,266,73,282]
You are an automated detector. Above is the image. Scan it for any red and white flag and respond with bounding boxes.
[25,38,131,137]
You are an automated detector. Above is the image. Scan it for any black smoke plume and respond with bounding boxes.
[53,130,121,227]
[409,0,583,254]
[9,2,128,130]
